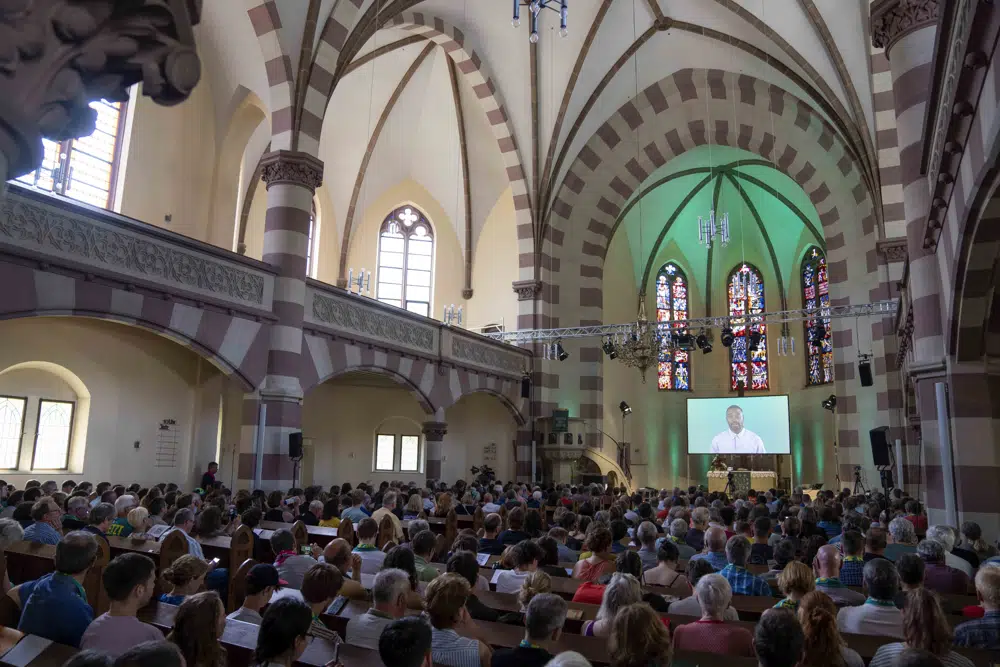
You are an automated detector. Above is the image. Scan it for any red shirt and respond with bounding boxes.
[963,605,986,618]
[905,514,928,533]
[672,620,755,657]
[572,582,605,605]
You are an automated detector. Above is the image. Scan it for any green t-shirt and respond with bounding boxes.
[106,517,133,538]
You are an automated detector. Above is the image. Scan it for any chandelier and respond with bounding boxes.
[602,299,661,383]
[697,209,730,247]
[512,0,568,42]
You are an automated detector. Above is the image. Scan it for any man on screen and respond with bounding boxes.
[710,405,765,454]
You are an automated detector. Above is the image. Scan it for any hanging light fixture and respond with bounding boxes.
[696,209,730,247]
[513,0,568,42]
[604,299,659,383]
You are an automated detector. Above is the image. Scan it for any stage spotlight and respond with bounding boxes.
[619,401,632,416]
[748,331,762,352]
[555,341,569,361]
[696,333,712,354]
[602,338,617,360]
[721,327,734,347]
[675,332,695,351]
[821,394,837,412]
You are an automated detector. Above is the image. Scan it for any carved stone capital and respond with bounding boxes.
[512,279,542,301]
[421,421,448,442]
[0,0,203,180]
[462,288,474,300]
[871,0,941,52]
[877,238,908,263]
[260,150,324,191]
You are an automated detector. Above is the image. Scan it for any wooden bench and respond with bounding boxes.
[0,632,78,667]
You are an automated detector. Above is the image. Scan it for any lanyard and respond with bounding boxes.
[519,640,543,649]
[816,577,844,588]
[865,597,896,607]
[844,556,863,563]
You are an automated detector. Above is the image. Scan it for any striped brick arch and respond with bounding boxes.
[245,0,296,152]
[0,261,270,391]
[543,68,883,485]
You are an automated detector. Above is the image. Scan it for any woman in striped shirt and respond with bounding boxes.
[425,573,492,667]
[869,588,974,667]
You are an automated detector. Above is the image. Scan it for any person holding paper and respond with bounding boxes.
[710,405,766,454]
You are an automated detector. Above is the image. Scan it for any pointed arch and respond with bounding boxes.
[654,262,691,391]
[727,262,768,391]
[802,246,833,385]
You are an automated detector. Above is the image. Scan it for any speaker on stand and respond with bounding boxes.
[869,426,894,498]
[289,432,304,488]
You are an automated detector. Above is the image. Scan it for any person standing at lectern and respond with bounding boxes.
[710,406,765,454]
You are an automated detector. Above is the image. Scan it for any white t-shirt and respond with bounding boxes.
[494,569,532,594]
[710,428,765,454]
[837,602,904,639]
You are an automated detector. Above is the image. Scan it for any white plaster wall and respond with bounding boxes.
[467,189,519,332]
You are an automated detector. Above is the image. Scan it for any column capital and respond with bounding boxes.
[260,150,324,191]
[422,421,448,441]
[512,279,542,301]
[871,0,941,52]
[0,0,204,180]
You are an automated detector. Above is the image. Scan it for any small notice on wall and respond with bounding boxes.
[483,442,497,465]
[156,419,179,468]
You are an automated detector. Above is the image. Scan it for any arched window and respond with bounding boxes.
[655,263,691,391]
[728,263,768,390]
[377,205,434,317]
[802,247,833,385]
[15,99,127,210]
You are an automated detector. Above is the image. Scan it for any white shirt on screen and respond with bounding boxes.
[710,428,765,454]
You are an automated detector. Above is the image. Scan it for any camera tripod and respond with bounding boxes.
[723,472,736,496]
[852,465,867,495]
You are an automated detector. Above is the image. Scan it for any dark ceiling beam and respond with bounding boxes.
[645,0,665,21]
[343,35,428,77]
[725,172,789,311]
[447,55,474,299]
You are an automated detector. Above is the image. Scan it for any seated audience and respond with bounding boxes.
[837,558,904,638]
[166,591,227,667]
[23,496,63,544]
[634,521,659,570]
[498,508,531,546]
[608,603,672,667]
[686,507,709,552]
[106,495,136,537]
[865,526,888,561]
[479,513,505,555]
[926,525,974,579]
[352,517,387,574]
[896,553,926,607]
[319,498,341,528]
[346,567,410,648]
[774,561,814,610]
[813,544,865,607]
[113,641,186,667]
[227,563,284,624]
[63,496,90,532]
[425,573,492,667]
[491,593,567,667]
[720,534,772,596]
[672,573,755,656]
[546,526,578,563]
[301,499,323,526]
[754,608,805,667]
[495,540,543,594]
[668,557,739,620]
[159,555,210,605]
[658,518,696,560]
[579,573,642,637]
[641,540,689,596]
[797,590,864,667]
[609,520,629,554]
[379,616,434,667]
[953,563,1000,649]
[447,550,499,621]
[536,535,571,578]
[839,530,865,587]
[690,526,729,570]
[763,539,797,584]
[411,529,441,582]
[918,538,970,595]
[868,588,975,667]
[749,516,774,564]
[371,490,404,542]
[960,520,997,562]
[10,530,97,646]
[885,518,919,561]
[162,509,205,558]
[380,543,423,608]
[81,553,161,656]
[300,562,344,642]
[253,597,314,667]
[270,527,318,589]
[571,525,616,582]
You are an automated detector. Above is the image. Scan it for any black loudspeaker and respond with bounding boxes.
[289,432,303,459]
[859,361,873,387]
[869,426,891,466]
[521,375,531,398]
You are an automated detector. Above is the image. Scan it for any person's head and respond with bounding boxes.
[725,534,750,567]
[254,597,313,666]
[113,641,185,667]
[245,563,284,604]
[378,616,433,667]
[889,517,917,545]
[523,592,566,643]
[194,506,222,536]
[516,569,551,610]
[483,512,502,537]
[753,516,771,541]
[769,539,794,570]
[695,573,732,619]
[30,495,61,527]
[754,608,804,667]
[381,490,397,510]
[67,495,89,519]
[654,540,679,568]
[864,557,900,601]
[613,549,642,579]
[925,525,956,553]
[797,590,844,665]
[510,539,543,571]
[608,603,672,667]
[104,552,156,607]
[88,502,115,531]
[162,554,210,593]
[126,506,150,532]
[383,544,419,591]
[300,562,343,608]
[172,508,195,533]
[507,507,524,530]
[446,549,480,589]
[777,561,815,599]
[372,567,411,617]
[903,588,953,656]
[23,487,41,503]
[974,563,1000,611]
[207,462,218,473]
[321,537,351,570]
[917,538,946,564]
[424,573,470,630]
[866,526,888,553]
[726,405,744,433]
[704,526,727,552]
[410,529,437,558]
[56,530,98,575]
[114,495,136,517]
[267,490,284,509]
[269,528,295,555]
[167,591,226,667]
[813,544,841,578]
[357,517,378,542]
[898,553,926,590]
[635,521,657,548]
[596,572,642,622]
[667,517,686,540]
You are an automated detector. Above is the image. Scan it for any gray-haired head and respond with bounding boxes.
[89,502,115,526]
[888,517,916,545]
[670,518,688,538]
[695,573,733,618]
[636,521,657,546]
[525,593,567,640]
[544,652,593,667]
[725,534,750,566]
[917,539,946,563]
[863,557,899,601]
[595,572,642,622]
[372,568,411,606]
[925,525,956,553]
[408,519,429,536]
[172,508,195,528]
[0,518,23,549]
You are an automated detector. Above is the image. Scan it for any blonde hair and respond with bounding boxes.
[778,561,816,597]
[609,603,672,667]
[903,588,953,656]
[517,570,551,610]
[424,573,470,629]
[162,554,210,587]
[127,506,149,531]
[596,573,642,622]
[798,591,846,667]
[975,564,1000,607]
[405,493,422,514]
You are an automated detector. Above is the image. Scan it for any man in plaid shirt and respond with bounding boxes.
[954,565,1000,649]
[719,534,773,597]
[839,530,865,587]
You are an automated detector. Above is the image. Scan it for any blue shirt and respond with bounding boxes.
[719,564,773,597]
[23,521,61,545]
[18,573,93,647]
[341,507,368,524]
[817,521,841,539]
[690,550,728,571]
[953,610,1000,649]
[839,558,865,587]
[162,527,204,559]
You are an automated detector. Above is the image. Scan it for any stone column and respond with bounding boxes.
[872,0,946,517]
[238,150,323,490]
[422,421,448,486]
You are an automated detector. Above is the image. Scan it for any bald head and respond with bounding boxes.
[323,538,351,569]
[705,526,727,553]
[815,544,842,578]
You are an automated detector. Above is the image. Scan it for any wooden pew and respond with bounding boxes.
[258,520,339,547]
[4,540,109,614]
[0,633,78,667]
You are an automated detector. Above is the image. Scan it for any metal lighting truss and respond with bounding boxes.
[483,300,898,344]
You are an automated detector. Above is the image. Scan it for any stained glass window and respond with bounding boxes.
[16,100,127,210]
[377,206,434,317]
[655,263,691,391]
[802,247,833,385]
[728,263,768,390]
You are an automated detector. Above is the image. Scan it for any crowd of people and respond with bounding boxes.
[0,470,997,667]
